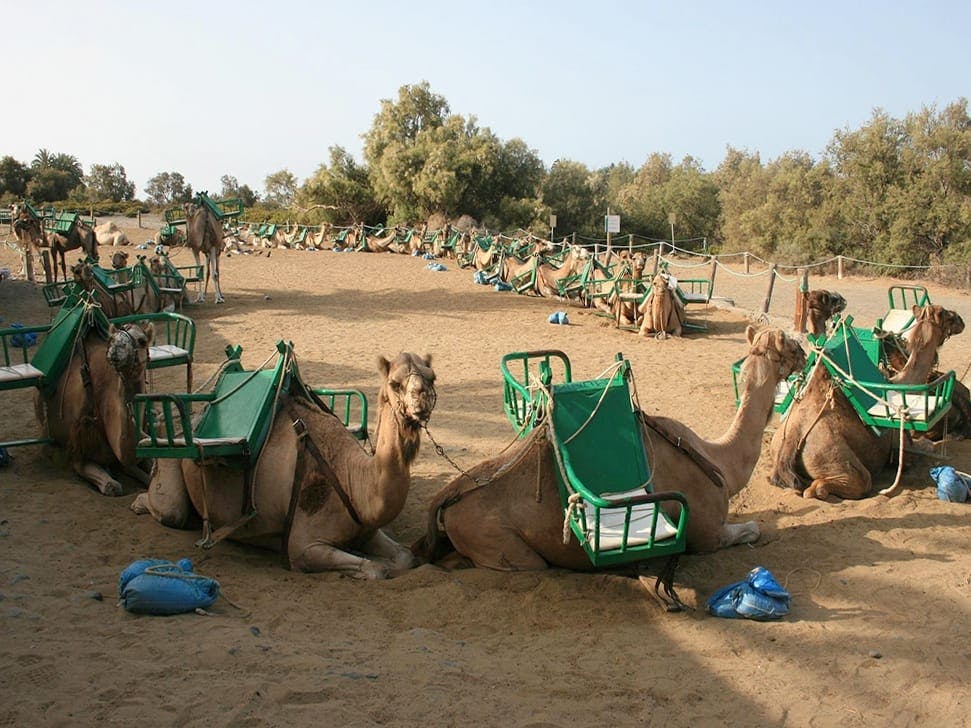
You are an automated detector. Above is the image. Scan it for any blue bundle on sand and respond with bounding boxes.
[548,311,569,325]
[426,262,447,272]
[118,558,220,615]
[422,252,436,260]
[707,566,791,620]
[9,324,38,348]
[930,466,971,503]
[493,281,512,291]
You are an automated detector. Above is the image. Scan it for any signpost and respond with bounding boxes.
[549,213,557,243]
[605,211,620,252]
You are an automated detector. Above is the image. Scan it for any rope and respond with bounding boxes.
[562,360,625,445]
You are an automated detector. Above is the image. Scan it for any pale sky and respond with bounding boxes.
[5,1,968,198]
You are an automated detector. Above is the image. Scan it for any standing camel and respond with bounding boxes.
[49,221,99,283]
[184,200,225,303]
[37,309,154,495]
[11,204,51,282]
[132,352,437,578]
[415,327,806,575]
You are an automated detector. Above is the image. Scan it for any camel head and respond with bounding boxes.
[148,256,165,276]
[106,322,154,381]
[806,289,846,336]
[651,272,672,291]
[745,326,806,381]
[378,352,437,430]
[71,259,93,286]
[111,251,129,270]
[913,304,965,342]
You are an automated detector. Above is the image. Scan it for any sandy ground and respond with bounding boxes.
[0,220,969,727]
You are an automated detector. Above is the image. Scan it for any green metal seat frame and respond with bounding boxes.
[111,310,196,390]
[876,285,931,334]
[500,350,689,569]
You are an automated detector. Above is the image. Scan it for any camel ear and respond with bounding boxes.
[377,355,391,378]
[912,304,923,318]
[745,325,757,345]
[422,353,432,368]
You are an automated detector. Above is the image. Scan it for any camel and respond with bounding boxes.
[638,272,685,338]
[94,221,131,247]
[535,245,590,298]
[416,327,806,580]
[49,220,99,283]
[110,251,129,270]
[36,311,154,496]
[132,352,438,578]
[608,252,649,326]
[768,305,964,500]
[363,225,403,253]
[805,289,847,337]
[11,204,51,283]
[184,200,225,303]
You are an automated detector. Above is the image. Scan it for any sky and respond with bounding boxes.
[5,1,969,198]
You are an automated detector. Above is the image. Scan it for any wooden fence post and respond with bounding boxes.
[744,251,750,275]
[708,255,718,296]
[794,268,809,333]
[137,212,142,228]
[837,255,844,280]
[762,264,778,316]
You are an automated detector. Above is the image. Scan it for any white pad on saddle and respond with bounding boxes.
[0,362,43,383]
[869,391,939,422]
[880,309,914,335]
[149,344,190,361]
[584,488,680,550]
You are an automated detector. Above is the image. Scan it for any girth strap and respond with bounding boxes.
[640,413,726,489]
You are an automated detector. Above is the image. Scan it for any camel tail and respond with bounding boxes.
[410,482,463,564]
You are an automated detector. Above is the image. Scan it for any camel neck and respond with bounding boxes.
[355,397,419,527]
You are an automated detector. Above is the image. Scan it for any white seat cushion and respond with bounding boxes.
[139,436,247,448]
[868,391,939,422]
[0,362,43,384]
[149,344,189,361]
[582,487,680,549]
[775,378,794,405]
[880,310,914,334]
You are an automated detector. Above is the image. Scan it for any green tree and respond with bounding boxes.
[541,160,598,237]
[86,162,135,202]
[26,167,75,202]
[0,155,30,198]
[297,146,383,223]
[219,174,259,207]
[263,169,297,208]
[144,171,192,206]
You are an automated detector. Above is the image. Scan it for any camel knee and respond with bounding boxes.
[719,520,760,548]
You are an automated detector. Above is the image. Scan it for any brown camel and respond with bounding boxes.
[768,307,962,500]
[363,225,403,253]
[37,311,153,495]
[11,204,52,282]
[609,252,649,326]
[184,200,225,303]
[805,290,847,338]
[49,221,99,283]
[416,327,806,577]
[132,352,438,578]
[536,245,590,298]
[638,272,685,338]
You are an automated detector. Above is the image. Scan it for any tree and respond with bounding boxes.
[219,175,258,207]
[29,149,84,200]
[144,171,192,206]
[263,169,297,208]
[0,156,30,198]
[541,160,598,237]
[297,146,383,223]
[86,162,135,202]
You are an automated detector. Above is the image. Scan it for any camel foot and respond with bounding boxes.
[130,493,149,515]
[803,483,828,500]
[194,295,205,303]
[100,479,124,497]
[387,549,417,577]
[215,296,225,304]
[352,560,390,580]
[720,520,760,548]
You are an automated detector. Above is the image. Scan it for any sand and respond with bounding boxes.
[0,220,968,727]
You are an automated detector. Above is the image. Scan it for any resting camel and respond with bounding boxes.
[363,225,402,253]
[416,327,806,576]
[132,352,438,578]
[94,221,130,247]
[184,200,225,303]
[638,272,685,338]
[769,304,964,500]
[536,245,589,298]
[37,314,153,495]
[609,252,649,326]
[805,290,847,337]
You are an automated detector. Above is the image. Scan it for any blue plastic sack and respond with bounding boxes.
[707,566,791,620]
[548,312,569,325]
[426,262,447,272]
[9,324,37,349]
[0,447,11,466]
[493,281,512,292]
[118,558,219,615]
[422,252,436,260]
[930,466,971,503]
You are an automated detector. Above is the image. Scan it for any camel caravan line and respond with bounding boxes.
[3,273,967,611]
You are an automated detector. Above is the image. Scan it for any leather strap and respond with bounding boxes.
[640,413,726,489]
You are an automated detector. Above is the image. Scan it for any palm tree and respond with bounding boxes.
[32,148,53,169]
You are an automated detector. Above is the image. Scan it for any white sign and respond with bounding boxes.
[549,214,557,228]
[605,215,621,234]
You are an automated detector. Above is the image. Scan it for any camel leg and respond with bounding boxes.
[192,249,206,303]
[289,540,392,579]
[131,459,194,528]
[73,461,123,497]
[448,524,550,571]
[718,520,760,548]
[210,248,224,304]
[122,463,151,486]
[360,529,415,576]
